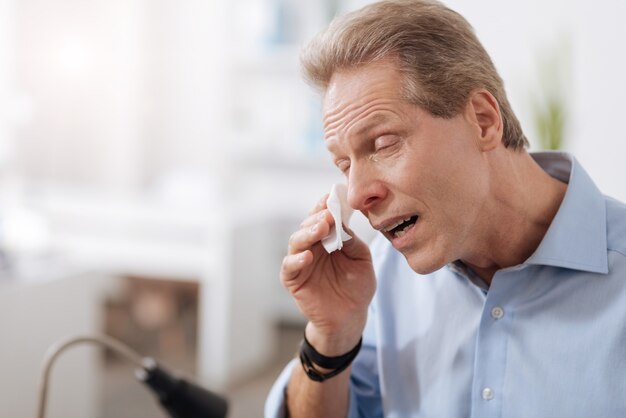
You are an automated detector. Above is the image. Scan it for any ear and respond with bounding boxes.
[465,89,503,152]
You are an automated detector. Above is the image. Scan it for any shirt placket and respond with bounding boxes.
[469,266,525,418]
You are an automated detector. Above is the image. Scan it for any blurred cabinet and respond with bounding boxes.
[36,189,284,389]
[0,270,109,418]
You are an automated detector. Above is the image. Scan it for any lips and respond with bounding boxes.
[376,214,420,241]
[382,216,415,232]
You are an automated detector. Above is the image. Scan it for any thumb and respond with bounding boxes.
[339,226,371,260]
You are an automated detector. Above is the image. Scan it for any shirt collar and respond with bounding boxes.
[525,151,608,274]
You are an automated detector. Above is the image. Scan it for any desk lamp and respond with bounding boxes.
[37,335,228,418]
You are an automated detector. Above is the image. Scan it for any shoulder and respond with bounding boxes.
[605,195,626,257]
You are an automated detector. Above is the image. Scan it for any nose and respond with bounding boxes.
[347,164,388,213]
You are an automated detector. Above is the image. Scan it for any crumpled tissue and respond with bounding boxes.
[321,183,354,253]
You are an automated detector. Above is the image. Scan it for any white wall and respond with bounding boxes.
[0,0,16,169]
[10,0,145,192]
[569,1,626,201]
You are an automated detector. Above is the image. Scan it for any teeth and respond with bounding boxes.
[393,223,413,238]
[383,217,413,232]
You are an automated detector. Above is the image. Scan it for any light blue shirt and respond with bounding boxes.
[265,152,626,418]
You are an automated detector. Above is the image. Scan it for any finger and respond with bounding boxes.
[280,250,312,282]
[288,218,331,254]
[308,193,329,216]
[300,209,333,228]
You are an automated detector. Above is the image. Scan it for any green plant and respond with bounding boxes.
[531,36,571,151]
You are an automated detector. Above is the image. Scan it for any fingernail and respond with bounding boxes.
[299,253,306,263]
[310,224,318,233]
[318,211,326,220]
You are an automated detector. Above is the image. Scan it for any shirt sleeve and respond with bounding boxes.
[346,310,383,418]
[264,359,297,418]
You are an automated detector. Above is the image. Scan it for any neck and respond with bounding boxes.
[461,149,567,285]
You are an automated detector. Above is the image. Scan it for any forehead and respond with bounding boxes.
[322,60,406,125]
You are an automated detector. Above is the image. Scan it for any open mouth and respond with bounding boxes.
[384,215,419,239]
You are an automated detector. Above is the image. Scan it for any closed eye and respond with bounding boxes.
[336,159,351,175]
[374,135,399,151]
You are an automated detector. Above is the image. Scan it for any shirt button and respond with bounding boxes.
[491,306,504,320]
[482,387,495,401]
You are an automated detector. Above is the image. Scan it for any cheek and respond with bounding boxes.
[409,158,487,232]
[377,132,486,208]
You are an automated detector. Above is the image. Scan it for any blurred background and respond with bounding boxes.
[0,0,625,417]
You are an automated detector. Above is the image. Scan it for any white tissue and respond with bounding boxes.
[321,183,354,253]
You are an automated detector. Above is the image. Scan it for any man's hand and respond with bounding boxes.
[280,194,377,354]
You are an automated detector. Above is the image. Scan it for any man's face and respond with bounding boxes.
[323,59,491,274]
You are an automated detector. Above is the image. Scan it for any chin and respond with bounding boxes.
[405,252,448,275]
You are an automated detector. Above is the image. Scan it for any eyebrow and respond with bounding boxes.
[350,113,394,138]
[324,112,398,155]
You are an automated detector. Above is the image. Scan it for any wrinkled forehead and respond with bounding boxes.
[322,60,407,130]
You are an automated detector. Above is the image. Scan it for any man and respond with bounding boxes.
[266,1,626,417]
